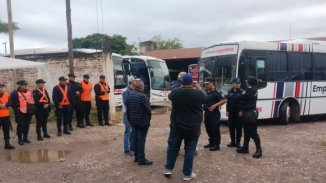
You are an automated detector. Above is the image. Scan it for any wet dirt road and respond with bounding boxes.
[0,109,325,183]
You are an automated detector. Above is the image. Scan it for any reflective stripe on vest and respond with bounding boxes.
[81,81,92,101]
[37,88,49,103]
[0,92,10,117]
[99,82,109,101]
[58,85,70,106]
[18,91,34,114]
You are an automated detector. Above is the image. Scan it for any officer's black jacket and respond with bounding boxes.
[226,88,243,113]
[52,84,73,108]
[94,82,110,102]
[67,80,82,103]
[203,89,225,113]
[33,88,51,111]
[233,87,257,111]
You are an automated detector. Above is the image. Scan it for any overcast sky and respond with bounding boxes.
[0,0,325,54]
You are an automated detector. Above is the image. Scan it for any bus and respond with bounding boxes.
[188,64,199,82]
[112,53,127,106]
[121,55,170,106]
[198,40,326,124]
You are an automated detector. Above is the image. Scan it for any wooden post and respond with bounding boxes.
[65,0,74,74]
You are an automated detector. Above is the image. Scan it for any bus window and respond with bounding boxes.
[267,51,289,81]
[288,52,313,81]
[314,53,326,80]
[256,59,266,82]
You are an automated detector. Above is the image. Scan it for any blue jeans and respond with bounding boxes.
[133,125,149,162]
[165,129,198,176]
[123,114,134,153]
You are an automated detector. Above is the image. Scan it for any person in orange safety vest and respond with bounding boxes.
[94,75,110,126]
[81,74,94,127]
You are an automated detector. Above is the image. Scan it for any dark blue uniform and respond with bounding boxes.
[226,88,243,147]
[204,89,225,148]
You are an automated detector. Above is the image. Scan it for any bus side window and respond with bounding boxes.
[256,58,266,82]
[288,52,313,81]
[314,53,326,80]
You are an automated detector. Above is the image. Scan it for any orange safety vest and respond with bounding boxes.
[18,91,34,114]
[0,92,10,117]
[98,82,109,101]
[57,85,70,106]
[81,81,92,101]
[37,87,49,103]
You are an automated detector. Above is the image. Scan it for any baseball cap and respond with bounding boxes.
[232,78,241,84]
[35,79,46,84]
[83,74,90,79]
[59,76,68,81]
[17,80,28,85]
[181,73,193,85]
[177,72,187,79]
[128,76,139,83]
[100,75,105,79]
[68,73,77,78]
[246,76,257,86]
[0,82,5,87]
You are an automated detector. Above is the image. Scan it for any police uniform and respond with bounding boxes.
[94,75,110,126]
[0,83,15,149]
[203,82,226,151]
[53,76,72,136]
[67,73,83,130]
[226,78,243,148]
[235,76,262,158]
[33,79,51,140]
[9,80,34,145]
[81,74,93,127]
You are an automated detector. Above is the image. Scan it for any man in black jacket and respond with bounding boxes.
[33,79,51,140]
[164,73,206,181]
[94,75,110,126]
[9,80,34,145]
[53,76,72,136]
[127,80,152,165]
[67,73,83,130]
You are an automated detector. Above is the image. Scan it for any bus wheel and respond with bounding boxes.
[279,102,300,124]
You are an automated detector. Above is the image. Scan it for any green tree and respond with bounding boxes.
[0,19,19,33]
[152,35,183,50]
[73,33,135,55]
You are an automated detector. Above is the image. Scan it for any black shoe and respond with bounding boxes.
[37,135,44,141]
[227,142,237,148]
[24,139,31,143]
[86,122,94,127]
[204,143,213,148]
[4,141,15,150]
[236,143,241,148]
[134,159,138,163]
[99,123,104,126]
[253,149,262,158]
[57,131,62,136]
[138,159,153,165]
[44,134,51,138]
[77,124,86,128]
[105,123,111,126]
[63,131,71,135]
[236,147,249,154]
[69,126,74,131]
[209,145,220,151]
[18,140,25,145]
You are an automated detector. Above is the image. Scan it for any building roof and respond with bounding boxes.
[142,47,203,60]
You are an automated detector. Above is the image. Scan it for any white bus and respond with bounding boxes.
[117,55,170,106]
[112,53,127,106]
[198,40,326,124]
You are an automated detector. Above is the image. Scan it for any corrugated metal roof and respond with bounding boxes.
[142,47,203,60]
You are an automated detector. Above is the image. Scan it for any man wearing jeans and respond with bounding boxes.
[122,76,139,156]
[164,74,206,181]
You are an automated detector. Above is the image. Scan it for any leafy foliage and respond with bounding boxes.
[152,35,183,50]
[0,20,19,33]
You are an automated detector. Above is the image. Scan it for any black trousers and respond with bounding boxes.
[35,108,49,135]
[204,111,221,146]
[242,111,261,150]
[96,100,109,125]
[14,110,32,140]
[0,117,11,140]
[82,101,91,123]
[228,112,243,145]
[70,102,83,126]
[56,106,71,132]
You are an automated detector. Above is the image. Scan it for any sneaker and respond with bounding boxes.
[182,173,196,181]
[164,169,172,177]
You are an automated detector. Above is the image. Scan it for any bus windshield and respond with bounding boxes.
[147,60,170,90]
[199,55,237,91]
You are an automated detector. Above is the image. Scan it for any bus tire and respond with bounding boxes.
[279,101,300,124]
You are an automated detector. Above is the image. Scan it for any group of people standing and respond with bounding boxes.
[0,74,111,149]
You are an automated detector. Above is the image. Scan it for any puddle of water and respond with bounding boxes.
[6,149,71,164]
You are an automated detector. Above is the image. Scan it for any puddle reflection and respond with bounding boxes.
[6,149,70,164]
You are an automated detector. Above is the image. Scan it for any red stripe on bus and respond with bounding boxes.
[291,44,294,51]
[295,82,301,98]
[270,82,277,118]
[298,44,304,52]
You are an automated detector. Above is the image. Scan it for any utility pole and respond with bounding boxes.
[7,0,14,58]
[65,0,74,74]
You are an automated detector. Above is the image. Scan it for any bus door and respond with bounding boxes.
[127,58,151,97]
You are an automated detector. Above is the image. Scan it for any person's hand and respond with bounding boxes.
[226,112,229,117]
[209,104,217,112]
[238,111,243,117]
[44,104,49,109]
[76,91,80,95]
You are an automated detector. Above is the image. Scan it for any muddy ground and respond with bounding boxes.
[0,108,325,183]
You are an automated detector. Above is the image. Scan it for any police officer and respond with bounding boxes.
[226,78,243,148]
[235,76,262,158]
[81,74,94,127]
[94,75,110,126]
[10,80,35,145]
[33,79,51,140]
[203,79,227,151]
[0,82,15,149]
[53,76,72,136]
[67,73,83,130]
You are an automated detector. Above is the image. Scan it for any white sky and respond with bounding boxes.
[0,0,325,54]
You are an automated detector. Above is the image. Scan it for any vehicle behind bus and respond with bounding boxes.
[188,64,199,82]
[199,40,326,124]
